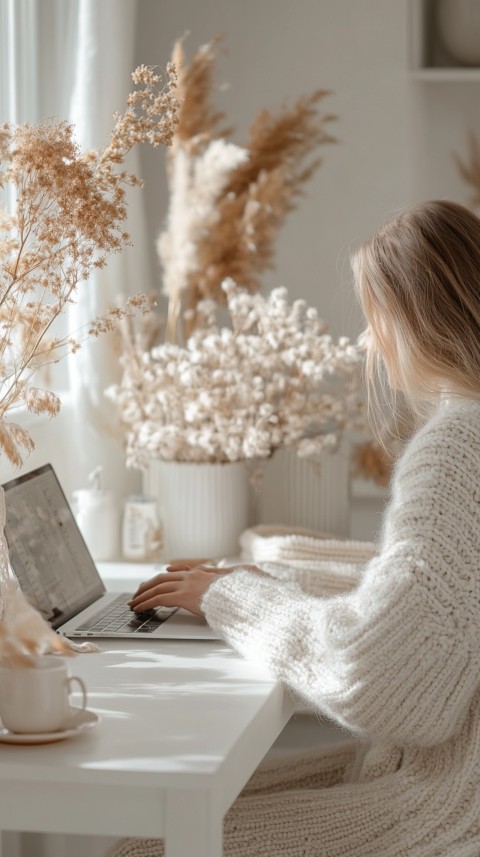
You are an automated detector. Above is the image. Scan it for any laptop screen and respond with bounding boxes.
[2,464,105,629]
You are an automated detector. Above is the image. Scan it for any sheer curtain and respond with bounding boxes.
[67,0,148,503]
[0,0,148,504]
[1,3,147,852]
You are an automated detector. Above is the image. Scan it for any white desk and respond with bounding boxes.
[0,564,295,857]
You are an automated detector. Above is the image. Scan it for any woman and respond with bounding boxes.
[108,200,480,856]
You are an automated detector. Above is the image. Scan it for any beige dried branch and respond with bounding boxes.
[228,89,336,195]
[186,93,335,327]
[157,37,336,342]
[0,580,74,666]
[171,35,231,153]
[0,65,178,466]
[351,440,393,488]
[453,130,480,208]
[0,62,178,666]
[192,165,294,308]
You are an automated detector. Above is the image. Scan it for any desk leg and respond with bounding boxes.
[165,791,222,857]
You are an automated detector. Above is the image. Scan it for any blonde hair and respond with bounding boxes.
[352,200,480,424]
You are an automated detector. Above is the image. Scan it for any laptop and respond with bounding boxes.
[2,464,220,640]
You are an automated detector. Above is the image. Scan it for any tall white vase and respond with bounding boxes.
[257,445,351,537]
[143,460,251,561]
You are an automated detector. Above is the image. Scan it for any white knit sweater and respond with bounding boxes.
[108,398,480,857]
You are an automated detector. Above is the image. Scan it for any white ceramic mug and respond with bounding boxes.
[0,654,88,734]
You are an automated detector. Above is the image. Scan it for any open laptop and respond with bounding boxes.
[2,464,220,640]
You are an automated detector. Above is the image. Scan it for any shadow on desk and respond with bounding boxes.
[6,715,353,857]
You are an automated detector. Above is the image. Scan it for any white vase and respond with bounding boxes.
[257,445,351,537]
[143,460,251,561]
[437,0,480,65]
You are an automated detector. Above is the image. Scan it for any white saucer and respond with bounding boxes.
[0,707,100,745]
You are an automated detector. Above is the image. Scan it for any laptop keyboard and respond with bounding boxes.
[75,593,177,635]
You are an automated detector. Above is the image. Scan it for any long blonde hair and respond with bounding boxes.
[352,200,480,426]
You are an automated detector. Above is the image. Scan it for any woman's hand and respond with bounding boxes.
[128,560,261,617]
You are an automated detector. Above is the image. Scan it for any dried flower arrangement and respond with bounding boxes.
[112,39,392,492]
[0,65,177,467]
[158,36,336,341]
[0,64,178,663]
[107,280,364,468]
[351,439,394,488]
[453,131,480,209]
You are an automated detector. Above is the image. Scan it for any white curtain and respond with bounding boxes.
[0,9,152,852]
[0,0,148,502]
[67,0,149,504]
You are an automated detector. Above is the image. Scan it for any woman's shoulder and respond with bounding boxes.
[393,396,480,491]
[427,396,480,430]
[405,396,480,456]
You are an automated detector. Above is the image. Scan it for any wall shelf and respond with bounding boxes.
[409,0,480,81]
[410,69,480,82]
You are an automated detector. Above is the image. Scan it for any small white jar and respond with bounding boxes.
[122,495,162,561]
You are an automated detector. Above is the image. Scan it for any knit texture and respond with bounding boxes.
[240,523,376,564]
[107,398,480,857]
[239,524,376,596]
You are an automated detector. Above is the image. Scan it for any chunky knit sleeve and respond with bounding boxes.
[202,400,480,748]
